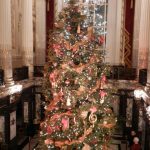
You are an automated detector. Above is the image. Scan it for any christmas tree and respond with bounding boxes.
[39,0,116,149]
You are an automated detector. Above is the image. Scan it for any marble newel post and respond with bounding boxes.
[21,0,34,79]
[0,0,14,86]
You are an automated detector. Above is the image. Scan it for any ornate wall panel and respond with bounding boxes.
[46,0,54,61]
[122,0,135,67]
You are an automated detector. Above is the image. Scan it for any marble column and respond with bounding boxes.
[0,0,14,86]
[106,0,122,65]
[132,0,142,68]
[147,0,150,85]
[35,0,46,66]
[21,0,34,79]
[133,0,150,71]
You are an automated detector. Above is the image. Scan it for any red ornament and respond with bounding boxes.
[99,36,105,44]
[45,139,54,145]
[55,126,60,131]
[72,46,78,52]
[99,90,107,98]
[91,139,98,144]
[66,26,72,31]
[65,80,70,85]
[45,139,50,145]
[49,71,57,82]
[53,44,63,56]
[90,106,97,113]
[101,75,106,83]
[59,89,64,97]
[62,117,69,130]
[47,126,52,134]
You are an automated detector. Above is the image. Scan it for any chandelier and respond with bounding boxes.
[80,0,106,3]
[64,0,107,4]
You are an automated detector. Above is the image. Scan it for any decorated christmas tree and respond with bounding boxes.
[39,0,116,149]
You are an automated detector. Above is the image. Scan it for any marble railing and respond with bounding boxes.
[0,78,143,99]
[108,79,142,90]
[0,77,43,98]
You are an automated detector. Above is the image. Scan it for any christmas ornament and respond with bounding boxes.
[101,75,106,82]
[66,97,71,106]
[82,143,91,150]
[81,111,88,119]
[100,98,104,104]
[61,146,68,150]
[77,23,81,33]
[47,126,52,134]
[54,22,64,28]
[49,71,57,82]
[87,26,93,40]
[62,117,69,131]
[73,57,80,65]
[89,113,97,125]
[99,35,105,45]
[90,106,97,113]
[99,90,107,98]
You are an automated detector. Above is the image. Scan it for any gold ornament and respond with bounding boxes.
[87,26,93,40]
[89,113,97,124]
[78,86,85,92]
[66,96,71,107]
[61,146,67,150]
[81,111,88,119]
[100,98,104,104]
[82,143,91,150]
[99,121,115,129]
[54,22,64,28]
[77,23,81,33]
